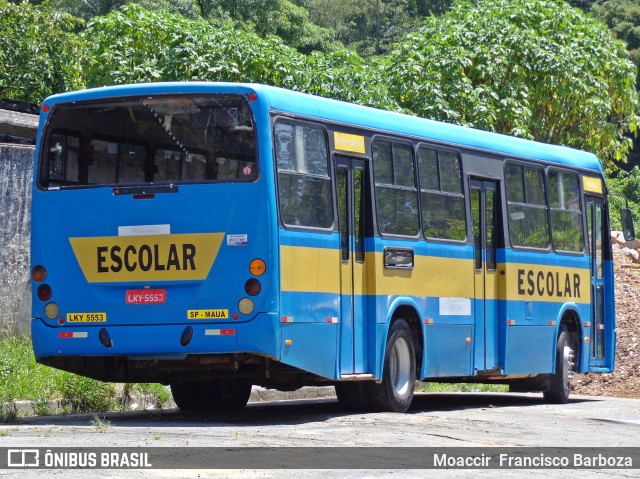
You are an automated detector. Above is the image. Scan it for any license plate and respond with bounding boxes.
[126,289,166,305]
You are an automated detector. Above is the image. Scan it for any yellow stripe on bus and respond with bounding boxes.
[280,246,473,297]
[280,245,590,304]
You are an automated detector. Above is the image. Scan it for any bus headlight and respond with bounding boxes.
[238,298,254,315]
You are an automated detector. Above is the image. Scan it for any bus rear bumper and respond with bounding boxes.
[31,312,280,361]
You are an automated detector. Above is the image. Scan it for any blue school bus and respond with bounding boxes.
[31,82,616,412]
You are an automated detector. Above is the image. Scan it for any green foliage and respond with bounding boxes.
[52,0,201,20]
[194,0,339,52]
[57,373,117,413]
[81,4,397,108]
[0,403,17,423]
[129,383,172,408]
[416,382,508,393]
[0,334,60,403]
[385,0,640,168]
[308,0,435,56]
[0,335,170,415]
[273,0,339,53]
[53,0,127,19]
[90,414,112,432]
[0,0,85,105]
[607,166,640,231]
[593,0,640,97]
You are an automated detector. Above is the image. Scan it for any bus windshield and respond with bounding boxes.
[40,94,257,189]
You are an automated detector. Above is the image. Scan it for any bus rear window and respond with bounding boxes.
[40,94,257,189]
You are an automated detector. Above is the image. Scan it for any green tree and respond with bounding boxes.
[386,0,640,167]
[308,0,417,55]
[593,0,640,85]
[0,0,84,105]
[81,4,396,107]
[51,0,200,20]
[593,0,640,169]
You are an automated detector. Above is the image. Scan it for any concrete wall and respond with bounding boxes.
[0,143,33,335]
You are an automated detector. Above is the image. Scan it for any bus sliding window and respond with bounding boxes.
[506,163,550,249]
[275,121,332,229]
[417,147,466,241]
[548,170,584,252]
[373,139,419,236]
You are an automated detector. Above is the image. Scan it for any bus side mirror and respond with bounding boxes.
[621,208,635,242]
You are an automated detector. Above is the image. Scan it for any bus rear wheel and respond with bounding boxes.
[369,319,416,412]
[170,379,252,412]
[170,380,208,412]
[215,379,252,410]
[544,325,574,404]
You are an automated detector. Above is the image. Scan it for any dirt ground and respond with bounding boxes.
[572,250,640,399]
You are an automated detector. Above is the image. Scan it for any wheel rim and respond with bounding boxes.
[561,344,574,394]
[390,337,412,397]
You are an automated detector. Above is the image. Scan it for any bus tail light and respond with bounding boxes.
[245,278,261,296]
[37,284,52,302]
[31,265,47,283]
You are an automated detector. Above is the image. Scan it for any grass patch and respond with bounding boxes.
[416,382,508,393]
[90,414,112,433]
[0,334,171,418]
[129,383,172,409]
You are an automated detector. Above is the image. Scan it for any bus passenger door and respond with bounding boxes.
[585,196,612,369]
[335,157,369,376]
[470,179,500,372]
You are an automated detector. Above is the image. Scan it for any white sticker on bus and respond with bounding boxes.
[439,297,471,316]
[227,234,248,246]
[118,224,171,236]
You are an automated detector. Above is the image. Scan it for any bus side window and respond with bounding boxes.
[505,163,550,249]
[548,170,584,252]
[372,139,418,236]
[275,121,333,229]
[417,147,466,241]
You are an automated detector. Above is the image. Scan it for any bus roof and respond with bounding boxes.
[42,82,603,174]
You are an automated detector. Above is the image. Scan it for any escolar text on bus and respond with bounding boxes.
[517,268,582,299]
[96,243,196,273]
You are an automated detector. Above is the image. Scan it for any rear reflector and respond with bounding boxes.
[58,331,88,339]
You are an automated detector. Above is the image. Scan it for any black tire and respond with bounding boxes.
[369,319,416,412]
[335,382,372,411]
[171,379,252,412]
[544,325,574,404]
[170,381,210,412]
[215,379,252,411]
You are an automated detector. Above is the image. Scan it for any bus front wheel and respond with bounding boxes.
[544,325,574,404]
[370,319,416,412]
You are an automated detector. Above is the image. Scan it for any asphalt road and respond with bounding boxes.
[0,391,638,478]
